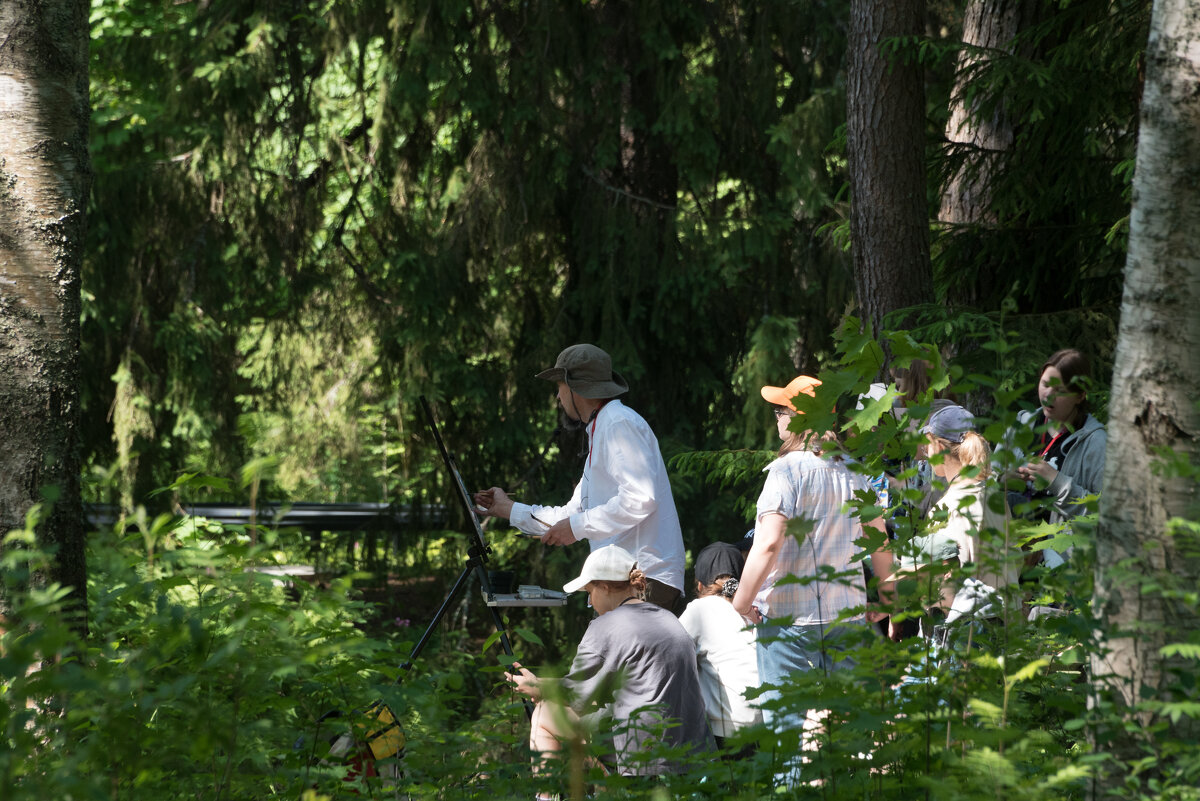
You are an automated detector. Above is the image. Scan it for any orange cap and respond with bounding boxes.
[760,375,821,413]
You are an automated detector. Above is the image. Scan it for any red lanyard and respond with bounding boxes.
[1040,430,1065,458]
[587,401,609,467]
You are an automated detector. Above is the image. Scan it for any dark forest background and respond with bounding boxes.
[81,2,1144,593]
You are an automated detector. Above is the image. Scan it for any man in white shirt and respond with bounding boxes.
[474,344,686,609]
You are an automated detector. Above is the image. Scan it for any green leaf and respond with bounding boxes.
[149,472,234,497]
[1159,702,1200,724]
[514,627,544,648]
[968,698,1004,725]
[1160,643,1200,660]
[1006,658,1050,687]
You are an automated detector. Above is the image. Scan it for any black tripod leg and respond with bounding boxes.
[400,564,474,673]
[415,397,535,718]
[472,559,535,719]
[398,554,534,720]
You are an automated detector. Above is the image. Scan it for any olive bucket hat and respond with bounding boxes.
[535,344,629,399]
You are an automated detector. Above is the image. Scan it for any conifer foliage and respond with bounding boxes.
[84,0,860,513]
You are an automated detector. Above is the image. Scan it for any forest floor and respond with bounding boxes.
[356,574,445,638]
[354,570,514,660]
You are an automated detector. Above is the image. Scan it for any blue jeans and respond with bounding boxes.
[755,620,866,784]
[756,620,864,726]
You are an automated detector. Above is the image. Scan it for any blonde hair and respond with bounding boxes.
[591,567,648,600]
[778,429,805,456]
[932,430,992,478]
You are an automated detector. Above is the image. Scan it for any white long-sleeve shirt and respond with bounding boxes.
[509,400,685,591]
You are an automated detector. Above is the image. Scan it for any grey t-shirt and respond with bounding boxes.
[563,601,712,775]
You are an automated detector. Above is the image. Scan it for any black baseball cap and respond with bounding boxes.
[695,542,745,585]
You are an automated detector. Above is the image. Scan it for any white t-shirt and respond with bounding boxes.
[678,595,762,737]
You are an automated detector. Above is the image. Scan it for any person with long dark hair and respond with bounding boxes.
[1015,349,1107,526]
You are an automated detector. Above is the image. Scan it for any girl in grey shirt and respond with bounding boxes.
[505,545,711,778]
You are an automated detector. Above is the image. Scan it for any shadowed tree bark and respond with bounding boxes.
[0,0,90,629]
[847,0,934,338]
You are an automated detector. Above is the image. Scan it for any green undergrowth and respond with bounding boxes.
[4,328,1200,799]
[0,498,1195,799]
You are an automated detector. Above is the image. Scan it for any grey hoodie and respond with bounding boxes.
[1015,410,1107,524]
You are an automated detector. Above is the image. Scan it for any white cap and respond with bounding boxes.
[563,545,637,593]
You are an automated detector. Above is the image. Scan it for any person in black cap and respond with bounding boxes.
[475,344,686,609]
[678,542,762,746]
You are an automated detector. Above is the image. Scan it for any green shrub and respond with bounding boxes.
[5,325,1199,799]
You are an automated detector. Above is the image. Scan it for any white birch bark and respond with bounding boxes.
[1093,0,1200,776]
[0,0,90,618]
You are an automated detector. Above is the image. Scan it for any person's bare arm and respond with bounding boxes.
[864,516,895,606]
[504,662,542,702]
[731,512,785,624]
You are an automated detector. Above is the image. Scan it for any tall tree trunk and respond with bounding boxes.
[1092,0,1200,792]
[938,0,1042,307]
[846,0,934,338]
[0,0,90,629]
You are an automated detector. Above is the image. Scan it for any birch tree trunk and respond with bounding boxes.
[0,0,90,627]
[846,0,934,337]
[1092,0,1200,788]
